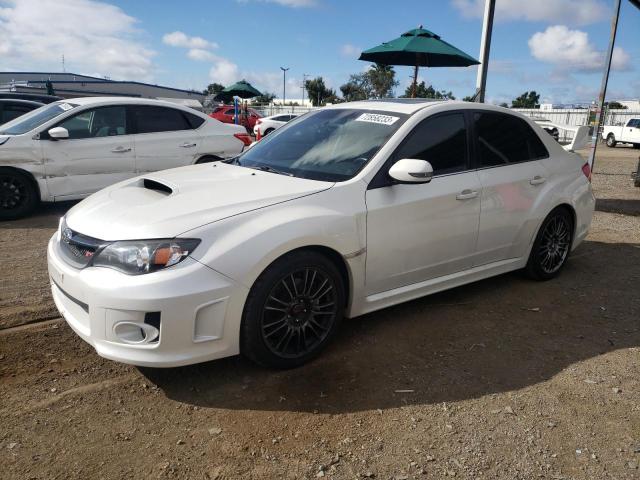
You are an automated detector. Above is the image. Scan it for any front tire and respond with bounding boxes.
[606,134,617,148]
[0,169,38,220]
[525,208,574,281]
[241,250,345,368]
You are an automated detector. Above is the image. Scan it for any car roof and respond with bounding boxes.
[56,96,195,108]
[0,98,44,107]
[326,98,447,114]
[326,99,539,119]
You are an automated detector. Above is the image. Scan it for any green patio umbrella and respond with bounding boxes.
[359,26,479,98]
[214,80,262,102]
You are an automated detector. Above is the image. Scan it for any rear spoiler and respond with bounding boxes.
[535,120,592,152]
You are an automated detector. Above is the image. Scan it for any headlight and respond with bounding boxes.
[92,239,200,275]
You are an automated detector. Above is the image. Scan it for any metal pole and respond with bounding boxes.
[280,67,289,108]
[587,0,621,170]
[302,73,308,106]
[475,0,496,103]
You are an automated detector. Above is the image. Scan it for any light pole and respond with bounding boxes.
[280,66,289,108]
[302,73,309,106]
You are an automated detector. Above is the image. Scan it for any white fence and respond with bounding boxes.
[514,108,640,142]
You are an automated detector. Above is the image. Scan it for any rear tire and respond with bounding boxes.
[606,134,617,148]
[241,250,345,368]
[0,168,38,220]
[525,208,574,281]
[264,128,275,136]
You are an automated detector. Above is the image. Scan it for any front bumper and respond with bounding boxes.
[47,235,248,367]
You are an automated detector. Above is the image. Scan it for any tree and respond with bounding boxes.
[511,91,540,108]
[305,77,335,106]
[340,73,371,102]
[463,95,474,102]
[366,63,398,98]
[203,82,225,96]
[253,92,276,104]
[401,81,455,100]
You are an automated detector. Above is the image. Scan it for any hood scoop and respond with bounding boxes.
[141,178,173,195]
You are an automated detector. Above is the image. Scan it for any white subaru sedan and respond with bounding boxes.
[47,100,595,368]
[0,97,248,219]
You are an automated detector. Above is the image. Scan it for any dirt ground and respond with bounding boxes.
[1,146,639,480]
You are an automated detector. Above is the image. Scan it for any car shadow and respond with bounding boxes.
[143,239,639,414]
[0,201,77,229]
[596,198,640,216]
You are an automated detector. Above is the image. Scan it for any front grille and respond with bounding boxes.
[59,225,104,268]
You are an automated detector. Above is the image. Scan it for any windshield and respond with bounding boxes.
[0,102,79,135]
[235,109,407,181]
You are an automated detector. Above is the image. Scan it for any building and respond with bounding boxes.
[0,72,205,107]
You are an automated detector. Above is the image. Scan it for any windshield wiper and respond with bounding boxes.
[248,165,294,177]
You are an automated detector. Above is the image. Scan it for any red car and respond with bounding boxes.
[209,105,261,131]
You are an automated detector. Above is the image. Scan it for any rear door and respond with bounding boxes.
[365,111,482,294]
[42,105,135,198]
[130,105,202,174]
[472,111,550,265]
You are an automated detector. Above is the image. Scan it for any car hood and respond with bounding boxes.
[65,162,333,241]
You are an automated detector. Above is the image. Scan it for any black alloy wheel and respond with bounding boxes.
[241,250,345,368]
[0,169,38,220]
[526,208,573,280]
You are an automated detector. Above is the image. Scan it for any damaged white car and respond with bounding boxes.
[0,97,249,219]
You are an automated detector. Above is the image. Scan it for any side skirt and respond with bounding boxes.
[353,257,525,317]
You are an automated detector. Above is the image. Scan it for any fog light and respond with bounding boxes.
[114,321,159,345]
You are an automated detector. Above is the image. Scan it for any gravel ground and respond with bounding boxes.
[1,146,639,479]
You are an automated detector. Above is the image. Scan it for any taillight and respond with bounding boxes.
[581,163,592,182]
[234,133,252,146]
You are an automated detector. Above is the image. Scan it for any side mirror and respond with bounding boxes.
[48,127,69,140]
[388,158,433,184]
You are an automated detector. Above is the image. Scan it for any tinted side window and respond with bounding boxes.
[133,106,190,134]
[394,113,468,175]
[1,104,36,123]
[223,109,235,116]
[184,111,205,129]
[58,106,127,139]
[474,112,548,167]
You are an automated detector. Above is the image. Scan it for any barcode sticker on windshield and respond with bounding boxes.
[59,103,73,111]
[355,113,399,125]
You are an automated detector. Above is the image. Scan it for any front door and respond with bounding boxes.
[130,105,202,174]
[42,105,135,198]
[365,112,481,295]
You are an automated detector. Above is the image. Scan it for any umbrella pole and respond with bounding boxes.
[411,64,419,98]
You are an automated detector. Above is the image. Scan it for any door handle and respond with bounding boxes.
[529,175,546,185]
[180,143,197,148]
[456,189,479,200]
[111,147,131,153]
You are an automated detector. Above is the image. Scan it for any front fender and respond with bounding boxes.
[184,183,367,291]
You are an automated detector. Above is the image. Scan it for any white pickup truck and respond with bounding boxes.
[602,118,640,148]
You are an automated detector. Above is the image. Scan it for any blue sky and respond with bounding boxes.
[1,0,639,104]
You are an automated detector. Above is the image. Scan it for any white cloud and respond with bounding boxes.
[209,59,240,85]
[236,0,316,7]
[451,0,608,26]
[187,48,218,62]
[0,0,155,79]
[529,25,631,73]
[340,44,361,58]
[162,31,218,50]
